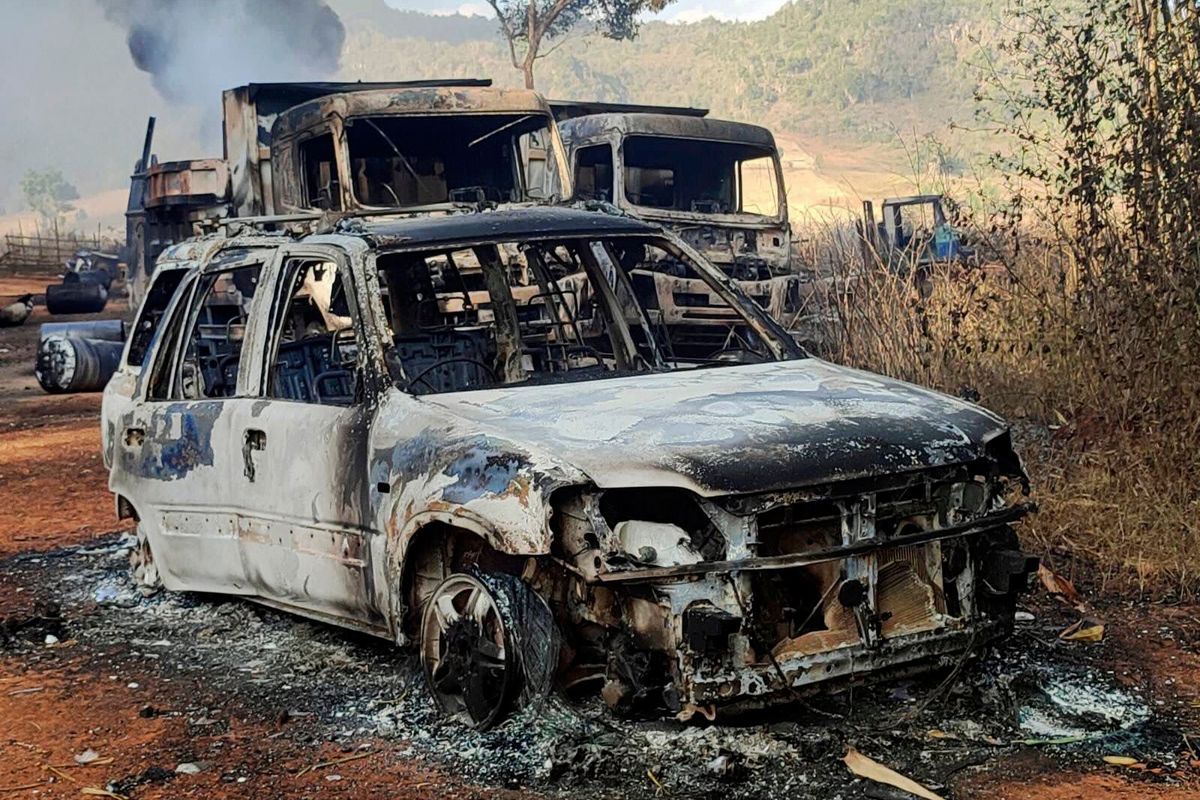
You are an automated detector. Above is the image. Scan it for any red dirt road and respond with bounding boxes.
[0,397,127,558]
[0,664,511,799]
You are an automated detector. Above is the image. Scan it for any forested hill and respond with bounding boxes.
[331,0,1006,143]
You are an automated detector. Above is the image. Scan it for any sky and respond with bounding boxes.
[383,0,791,23]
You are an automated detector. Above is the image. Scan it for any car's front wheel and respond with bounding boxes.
[419,571,558,729]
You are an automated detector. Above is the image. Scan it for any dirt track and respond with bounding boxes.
[2,277,1200,799]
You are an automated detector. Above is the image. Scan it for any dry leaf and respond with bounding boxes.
[843,746,944,800]
[1038,564,1084,608]
[1060,619,1105,642]
[80,789,129,800]
[927,729,957,740]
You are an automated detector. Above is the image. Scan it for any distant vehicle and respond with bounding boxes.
[555,105,819,351]
[103,205,1036,729]
[860,194,972,272]
[63,250,119,290]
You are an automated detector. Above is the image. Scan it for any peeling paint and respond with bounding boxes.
[136,403,219,482]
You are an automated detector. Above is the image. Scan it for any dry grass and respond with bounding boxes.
[1024,431,1200,598]
[802,223,1200,599]
[784,1,1200,601]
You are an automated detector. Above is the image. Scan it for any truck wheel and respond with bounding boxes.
[419,571,559,729]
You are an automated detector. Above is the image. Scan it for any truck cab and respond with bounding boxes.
[555,108,810,351]
[267,85,570,214]
[861,194,971,272]
[125,80,572,306]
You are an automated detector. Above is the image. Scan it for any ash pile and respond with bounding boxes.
[0,536,1183,799]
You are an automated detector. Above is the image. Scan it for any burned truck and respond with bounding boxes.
[33,80,569,396]
[125,79,571,306]
[555,107,815,352]
[103,204,1036,728]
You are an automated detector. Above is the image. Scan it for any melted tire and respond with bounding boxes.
[420,571,560,729]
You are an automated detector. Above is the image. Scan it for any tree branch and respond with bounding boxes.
[526,0,575,66]
[487,0,523,70]
[536,30,578,61]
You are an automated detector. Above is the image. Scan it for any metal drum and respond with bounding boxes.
[45,283,108,315]
[35,335,124,393]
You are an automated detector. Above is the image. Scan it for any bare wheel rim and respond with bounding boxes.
[420,574,515,728]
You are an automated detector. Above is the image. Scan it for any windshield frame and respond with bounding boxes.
[342,111,568,212]
[365,228,804,396]
[617,134,787,226]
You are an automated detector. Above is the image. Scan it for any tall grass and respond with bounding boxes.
[802,223,1200,598]
[798,0,1200,599]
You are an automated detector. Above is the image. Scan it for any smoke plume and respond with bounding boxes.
[99,0,346,108]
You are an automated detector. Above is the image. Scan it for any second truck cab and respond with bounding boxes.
[556,109,808,350]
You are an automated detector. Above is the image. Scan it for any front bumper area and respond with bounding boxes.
[684,621,1008,708]
[587,503,1037,715]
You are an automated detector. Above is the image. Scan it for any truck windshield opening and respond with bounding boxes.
[343,113,558,207]
[623,135,780,217]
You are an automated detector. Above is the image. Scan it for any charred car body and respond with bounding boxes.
[103,204,1036,727]
[555,108,817,351]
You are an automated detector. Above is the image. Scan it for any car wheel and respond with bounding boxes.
[419,571,559,729]
[129,526,162,595]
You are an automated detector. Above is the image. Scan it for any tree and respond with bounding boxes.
[20,169,79,226]
[487,0,676,89]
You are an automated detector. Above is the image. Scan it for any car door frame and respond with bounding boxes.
[112,244,278,595]
[231,240,394,635]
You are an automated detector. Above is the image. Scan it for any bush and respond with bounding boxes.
[811,0,1200,598]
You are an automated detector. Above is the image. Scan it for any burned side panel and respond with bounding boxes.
[109,399,255,594]
[365,388,590,632]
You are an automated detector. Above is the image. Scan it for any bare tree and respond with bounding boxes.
[486,0,675,90]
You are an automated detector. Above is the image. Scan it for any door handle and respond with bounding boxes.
[242,428,266,482]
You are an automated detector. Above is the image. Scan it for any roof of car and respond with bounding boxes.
[353,206,661,249]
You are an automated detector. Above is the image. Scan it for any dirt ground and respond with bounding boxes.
[2,275,1199,799]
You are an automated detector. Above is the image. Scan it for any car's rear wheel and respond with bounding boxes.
[129,526,162,595]
[419,571,558,729]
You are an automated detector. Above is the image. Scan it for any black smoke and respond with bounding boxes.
[100,0,346,107]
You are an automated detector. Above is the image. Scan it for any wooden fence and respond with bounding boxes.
[0,221,120,276]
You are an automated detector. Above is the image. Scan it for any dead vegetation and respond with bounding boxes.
[810,0,1200,599]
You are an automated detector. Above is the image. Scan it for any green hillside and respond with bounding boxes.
[333,0,1006,145]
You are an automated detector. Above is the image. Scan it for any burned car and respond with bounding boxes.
[102,206,1035,728]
